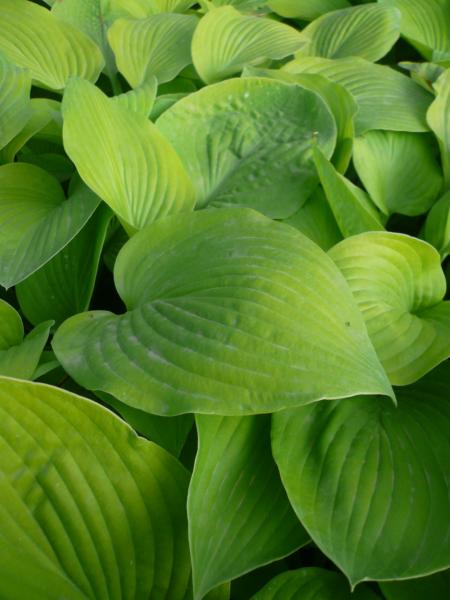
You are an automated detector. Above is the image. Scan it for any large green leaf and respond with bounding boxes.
[108,14,198,87]
[329,232,450,384]
[283,56,432,134]
[272,362,450,586]
[0,0,104,91]
[268,0,350,20]
[379,0,450,61]
[427,68,450,189]
[189,415,308,599]
[62,78,195,231]
[353,131,443,216]
[313,147,385,236]
[0,376,191,599]
[191,6,304,84]
[380,570,450,600]
[422,189,450,259]
[251,567,379,599]
[0,53,31,152]
[16,207,112,328]
[53,208,393,416]
[298,3,400,61]
[283,188,343,251]
[157,77,337,218]
[0,164,99,288]
[0,300,52,380]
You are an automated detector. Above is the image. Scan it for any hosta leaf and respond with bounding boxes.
[0,164,99,288]
[108,14,198,88]
[53,208,393,416]
[283,56,432,134]
[380,570,450,600]
[427,68,450,188]
[251,568,379,599]
[400,60,446,93]
[16,207,112,328]
[0,377,191,599]
[243,67,357,173]
[379,0,450,61]
[157,77,337,218]
[0,300,23,349]
[353,131,443,216]
[283,189,343,252]
[107,0,196,19]
[0,0,104,91]
[313,147,385,236]
[1,98,61,164]
[298,4,400,61]
[422,189,450,258]
[112,77,157,117]
[189,415,308,599]
[191,6,304,84]
[272,362,450,585]
[62,78,195,231]
[268,0,350,20]
[0,53,31,152]
[20,151,74,183]
[96,391,193,457]
[329,232,450,384]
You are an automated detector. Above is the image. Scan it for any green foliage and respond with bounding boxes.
[0,1,449,598]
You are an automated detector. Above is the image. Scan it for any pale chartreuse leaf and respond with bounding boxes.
[191,6,304,84]
[283,56,432,134]
[62,78,195,231]
[283,188,343,251]
[297,3,400,61]
[422,190,450,259]
[157,77,337,218]
[52,208,393,416]
[211,0,266,9]
[313,147,385,236]
[272,362,450,585]
[108,14,198,87]
[96,391,193,457]
[379,0,450,61]
[189,415,308,599]
[16,207,112,328]
[427,68,450,188]
[329,232,450,384]
[243,66,356,173]
[0,53,31,152]
[107,0,196,19]
[268,0,349,20]
[0,0,104,90]
[0,376,191,599]
[1,98,61,163]
[380,570,450,600]
[51,0,116,76]
[112,77,157,117]
[0,163,99,288]
[251,568,379,599]
[353,131,443,216]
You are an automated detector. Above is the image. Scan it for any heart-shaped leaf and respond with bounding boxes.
[283,56,432,134]
[251,567,379,599]
[0,0,104,90]
[53,208,393,416]
[62,78,195,231]
[268,0,350,21]
[0,163,99,288]
[272,362,450,586]
[108,14,198,87]
[329,231,450,384]
[298,3,400,61]
[191,6,304,84]
[0,376,191,599]
[0,53,31,152]
[157,77,337,218]
[353,130,443,216]
[189,415,308,599]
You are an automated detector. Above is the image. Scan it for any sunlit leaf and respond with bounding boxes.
[53,208,393,416]
[268,0,350,21]
[112,77,157,117]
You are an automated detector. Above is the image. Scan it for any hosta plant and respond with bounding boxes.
[0,0,449,598]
